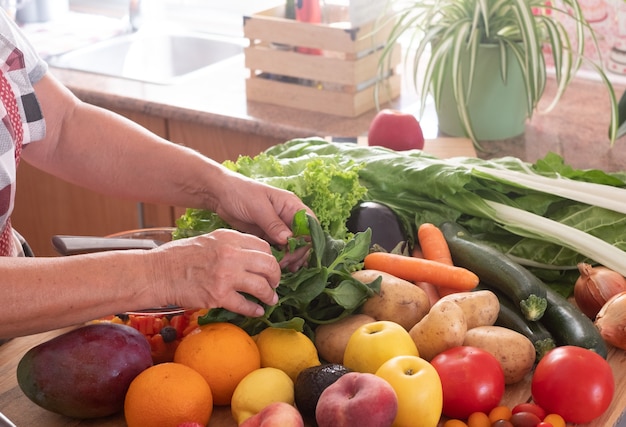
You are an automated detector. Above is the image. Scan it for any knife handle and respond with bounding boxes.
[51,235,159,256]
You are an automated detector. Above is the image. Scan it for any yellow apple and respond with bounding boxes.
[343,320,419,374]
[375,355,443,427]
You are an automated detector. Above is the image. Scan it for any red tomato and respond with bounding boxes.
[430,346,505,419]
[531,346,614,424]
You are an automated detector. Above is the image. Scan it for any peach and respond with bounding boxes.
[239,402,304,427]
[315,372,398,427]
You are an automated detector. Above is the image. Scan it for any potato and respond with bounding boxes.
[409,299,467,361]
[353,269,430,330]
[314,314,376,364]
[463,325,536,384]
[439,290,500,329]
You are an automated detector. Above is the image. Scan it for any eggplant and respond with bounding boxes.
[346,201,407,252]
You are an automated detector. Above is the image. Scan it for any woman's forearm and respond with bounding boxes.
[22,74,228,212]
[0,250,161,339]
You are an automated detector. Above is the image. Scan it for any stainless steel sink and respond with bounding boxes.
[46,30,245,85]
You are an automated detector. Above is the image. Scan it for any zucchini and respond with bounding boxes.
[476,284,555,360]
[440,222,547,321]
[540,285,608,359]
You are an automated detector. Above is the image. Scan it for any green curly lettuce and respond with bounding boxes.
[175,151,367,241]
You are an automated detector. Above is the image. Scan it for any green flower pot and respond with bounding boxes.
[436,44,530,141]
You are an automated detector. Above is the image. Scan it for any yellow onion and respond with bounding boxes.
[574,263,626,320]
[595,291,626,350]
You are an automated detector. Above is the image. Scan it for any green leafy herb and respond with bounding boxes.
[197,211,380,337]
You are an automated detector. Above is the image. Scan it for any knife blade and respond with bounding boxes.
[51,235,163,256]
[0,411,17,427]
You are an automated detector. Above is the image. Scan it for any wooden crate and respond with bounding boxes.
[243,5,402,117]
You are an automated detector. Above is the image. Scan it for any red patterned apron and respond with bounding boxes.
[0,68,24,256]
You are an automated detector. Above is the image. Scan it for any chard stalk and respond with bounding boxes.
[472,166,626,215]
[486,200,626,276]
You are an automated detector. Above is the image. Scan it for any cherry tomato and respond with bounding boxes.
[510,411,542,427]
[489,405,512,422]
[431,346,505,419]
[512,403,546,420]
[467,411,490,427]
[542,414,565,427]
[531,346,614,424]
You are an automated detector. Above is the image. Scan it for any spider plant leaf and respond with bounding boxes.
[616,89,626,140]
[498,40,507,84]
[466,28,481,102]
[422,37,452,114]
[539,16,564,83]
[451,21,472,111]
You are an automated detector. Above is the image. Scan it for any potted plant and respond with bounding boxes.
[377,0,618,146]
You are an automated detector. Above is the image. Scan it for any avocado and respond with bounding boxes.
[294,363,351,420]
[17,323,153,419]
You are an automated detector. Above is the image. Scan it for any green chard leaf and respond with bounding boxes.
[265,138,626,291]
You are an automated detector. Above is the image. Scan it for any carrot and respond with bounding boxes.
[418,223,459,296]
[417,223,453,265]
[364,252,479,291]
[411,239,441,303]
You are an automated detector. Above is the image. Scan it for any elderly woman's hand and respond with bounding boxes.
[211,174,315,272]
[150,228,282,318]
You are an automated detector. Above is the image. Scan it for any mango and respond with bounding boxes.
[17,323,153,418]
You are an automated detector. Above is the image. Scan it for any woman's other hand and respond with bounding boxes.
[150,229,281,318]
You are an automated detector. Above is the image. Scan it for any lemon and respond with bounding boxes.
[230,367,295,424]
[255,327,321,382]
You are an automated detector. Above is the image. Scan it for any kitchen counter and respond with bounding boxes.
[1,328,626,426]
[47,51,626,173]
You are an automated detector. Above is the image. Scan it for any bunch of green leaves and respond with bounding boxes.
[197,210,380,337]
[266,138,626,292]
[174,151,367,241]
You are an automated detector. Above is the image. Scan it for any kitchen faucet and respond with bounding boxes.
[128,0,142,32]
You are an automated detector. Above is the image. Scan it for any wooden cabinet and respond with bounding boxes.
[11,106,282,257]
[12,108,170,257]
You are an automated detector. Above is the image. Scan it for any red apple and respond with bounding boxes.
[315,372,398,427]
[367,109,425,151]
[239,402,304,427]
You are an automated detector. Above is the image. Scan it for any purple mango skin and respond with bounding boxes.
[17,323,153,419]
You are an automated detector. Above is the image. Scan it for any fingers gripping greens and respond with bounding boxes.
[198,211,380,338]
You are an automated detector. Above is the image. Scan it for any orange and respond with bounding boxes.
[174,322,261,405]
[124,362,213,427]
